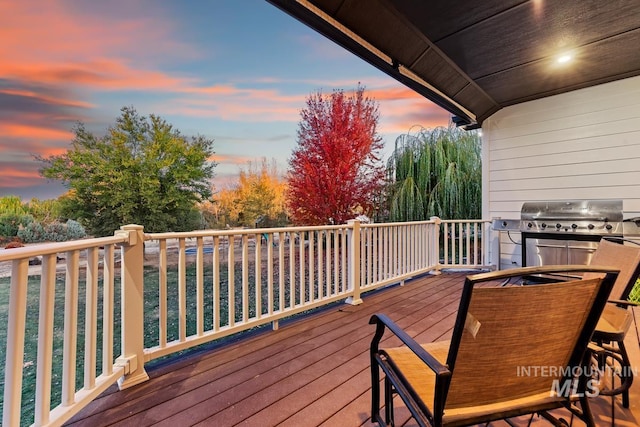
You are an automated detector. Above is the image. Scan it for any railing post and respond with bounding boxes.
[115,224,149,389]
[345,220,363,305]
[2,259,29,426]
[430,216,442,275]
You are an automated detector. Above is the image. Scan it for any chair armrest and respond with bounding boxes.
[609,299,639,307]
[369,313,450,377]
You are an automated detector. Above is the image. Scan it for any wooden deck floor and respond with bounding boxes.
[67,272,640,427]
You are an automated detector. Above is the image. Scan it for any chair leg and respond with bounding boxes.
[385,376,395,426]
[579,395,596,427]
[617,340,633,408]
[371,359,381,424]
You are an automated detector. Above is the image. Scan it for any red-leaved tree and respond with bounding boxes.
[287,86,385,225]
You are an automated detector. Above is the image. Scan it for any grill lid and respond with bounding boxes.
[521,199,623,235]
[521,200,623,222]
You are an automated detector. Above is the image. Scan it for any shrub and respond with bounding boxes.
[0,213,34,238]
[65,219,86,240]
[18,221,46,243]
[44,222,68,242]
[15,219,87,243]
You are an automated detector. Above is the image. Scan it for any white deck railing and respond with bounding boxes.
[0,218,489,426]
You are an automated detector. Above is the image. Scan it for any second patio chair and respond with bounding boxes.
[583,238,640,408]
[370,265,618,427]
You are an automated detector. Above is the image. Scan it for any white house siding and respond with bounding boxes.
[481,75,640,270]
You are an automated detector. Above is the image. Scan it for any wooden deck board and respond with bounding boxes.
[67,272,640,427]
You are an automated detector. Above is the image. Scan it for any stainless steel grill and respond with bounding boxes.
[521,200,623,268]
[492,200,640,268]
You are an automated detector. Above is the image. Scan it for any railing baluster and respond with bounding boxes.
[299,232,306,304]
[308,231,314,302]
[279,232,285,312]
[368,227,372,284]
[317,231,323,300]
[444,222,450,265]
[325,231,331,297]
[360,227,365,288]
[228,235,235,327]
[267,233,274,316]
[340,228,347,292]
[402,225,407,275]
[178,239,187,341]
[212,236,220,332]
[473,222,479,265]
[196,237,204,336]
[458,223,464,265]
[289,233,295,307]
[242,235,249,322]
[256,233,262,318]
[333,231,339,294]
[35,254,56,425]
[159,240,168,347]
[85,247,99,389]
[62,250,79,406]
[103,245,115,374]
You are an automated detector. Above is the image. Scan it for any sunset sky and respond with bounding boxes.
[0,0,452,200]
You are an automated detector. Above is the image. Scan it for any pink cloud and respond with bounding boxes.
[0,60,198,93]
[1,123,74,141]
[167,82,450,128]
[0,1,197,63]
[165,85,306,122]
[0,166,44,188]
[0,1,199,94]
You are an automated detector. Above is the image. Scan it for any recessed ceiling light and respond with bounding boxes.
[557,54,572,64]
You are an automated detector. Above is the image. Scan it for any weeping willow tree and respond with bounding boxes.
[386,124,481,221]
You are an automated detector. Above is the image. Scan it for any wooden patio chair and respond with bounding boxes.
[583,238,640,408]
[369,265,618,427]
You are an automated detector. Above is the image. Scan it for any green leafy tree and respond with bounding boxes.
[386,124,481,221]
[38,106,216,236]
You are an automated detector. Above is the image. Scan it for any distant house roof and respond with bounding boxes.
[267,0,640,128]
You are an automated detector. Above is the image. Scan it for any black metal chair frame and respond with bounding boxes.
[370,265,619,427]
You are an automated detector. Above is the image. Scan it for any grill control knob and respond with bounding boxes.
[605,224,613,230]
[555,223,562,229]
[588,224,595,230]
[571,224,578,229]
[527,222,533,228]
[541,223,547,228]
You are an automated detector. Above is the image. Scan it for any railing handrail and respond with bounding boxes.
[0,234,128,262]
[440,218,489,224]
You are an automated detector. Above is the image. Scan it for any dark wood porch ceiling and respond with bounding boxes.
[267,0,640,128]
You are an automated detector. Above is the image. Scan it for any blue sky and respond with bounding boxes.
[0,0,452,200]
